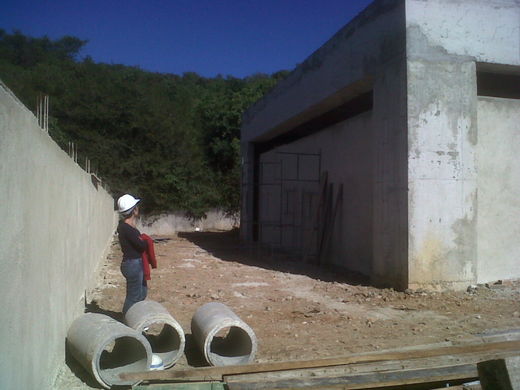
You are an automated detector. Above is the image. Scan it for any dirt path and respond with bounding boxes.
[55,229,520,388]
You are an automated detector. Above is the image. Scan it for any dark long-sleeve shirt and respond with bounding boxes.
[117,220,148,260]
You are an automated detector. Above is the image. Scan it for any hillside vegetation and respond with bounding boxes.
[0,30,287,217]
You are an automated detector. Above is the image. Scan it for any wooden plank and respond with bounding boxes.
[119,340,520,382]
[225,349,520,385]
[315,171,329,253]
[476,329,520,343]
[225,363,478,390]
[302,171,328,262]
[318,183,343,265]
[134,383,226,390]
[430,386,481,390]
[317,182,333,264]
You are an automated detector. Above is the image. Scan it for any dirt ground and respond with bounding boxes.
[55,229,520,388]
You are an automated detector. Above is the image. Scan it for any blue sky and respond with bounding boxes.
[1,0,373,78]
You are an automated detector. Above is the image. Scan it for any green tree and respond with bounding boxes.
[0,30,288,217]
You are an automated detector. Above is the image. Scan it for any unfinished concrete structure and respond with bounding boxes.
[241,0,520,290]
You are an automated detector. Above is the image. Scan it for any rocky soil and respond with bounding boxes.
[55,229,520,389]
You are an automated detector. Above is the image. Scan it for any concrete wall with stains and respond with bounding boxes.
[0,82,117,390]
[241,0,519,290]
[241,0,409,288]
[258,110,374,275]
[406,0,520,67]
[476,98,520,283]
[405,0,520,289]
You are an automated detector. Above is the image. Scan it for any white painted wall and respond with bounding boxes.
[0,82,116,390]
[477,97,520,283]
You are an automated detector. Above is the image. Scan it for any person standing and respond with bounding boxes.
[117,194,148,314]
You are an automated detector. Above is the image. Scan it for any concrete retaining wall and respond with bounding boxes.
[137,210,238,235]
[0,81,117,390]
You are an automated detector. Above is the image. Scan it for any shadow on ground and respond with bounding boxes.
[178,229,369,286]
[64,342,104,389]
[85,299,124,322]
[184,334,209,367]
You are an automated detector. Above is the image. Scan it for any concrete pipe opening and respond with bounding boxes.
[97,336,149,385]
[67,313,151,389]
[191,302,257,366]
[125,300,185,368]
[208,325,254,366]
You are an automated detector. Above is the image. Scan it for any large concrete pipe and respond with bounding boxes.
[191,302,257,366]
[124,300,186,369]
[66,313,152,389]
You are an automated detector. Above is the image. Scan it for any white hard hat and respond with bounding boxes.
[117,194,140,214]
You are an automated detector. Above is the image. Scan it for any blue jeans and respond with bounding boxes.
[121,258,147,314]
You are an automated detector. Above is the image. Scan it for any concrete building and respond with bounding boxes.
[240,0,520,290]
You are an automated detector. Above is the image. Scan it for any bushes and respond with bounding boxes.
[0,30,288,217]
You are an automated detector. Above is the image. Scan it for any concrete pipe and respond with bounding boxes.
[124,300,186,369]
[66,313,152,389]
[191,302,257,366]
